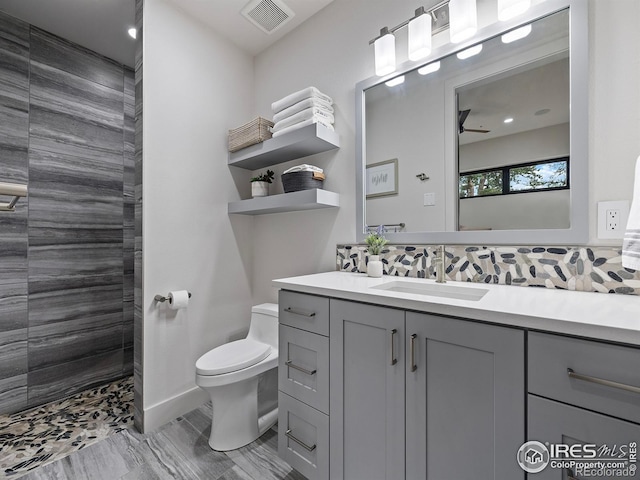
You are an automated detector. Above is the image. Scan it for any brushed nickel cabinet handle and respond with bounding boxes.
[285,429,316,452]
[284,307,316,317]
[390,329,398,366]
[285,360,317,376]
[410,334,417,372]
[567,368,640,395]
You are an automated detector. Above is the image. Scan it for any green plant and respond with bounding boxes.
[251,170,275,183]
[365,225,388,255]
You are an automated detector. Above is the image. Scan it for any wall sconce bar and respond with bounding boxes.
[0,182,28,212]
[368,0,451,46]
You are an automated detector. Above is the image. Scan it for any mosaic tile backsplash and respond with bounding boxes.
[336,245,640,296]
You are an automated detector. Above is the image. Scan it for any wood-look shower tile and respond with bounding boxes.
[0,282,27,332]
[29,105,124,165]
[30,61,124,131]
[0,373,27,414]
[27,349,124,407]
[0,328,27,378]
[123,347,133,376]
[28,244,123,281]
[30,27,124,91]
[0,216,27,286]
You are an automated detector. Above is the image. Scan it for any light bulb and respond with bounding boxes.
[456,44,483,60]
[128,27,137,39]
[501,24,532,43]
[408,10,432,61]
[418,61,441,76]
[498,0,531,21]
[385,76,405,87]
[449,0,477,43]
[374,28,396,77]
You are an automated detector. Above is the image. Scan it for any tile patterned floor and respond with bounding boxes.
[1,376,302,480]
[0,376,133,478]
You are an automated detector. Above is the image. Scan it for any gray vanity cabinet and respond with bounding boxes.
[405,312,526,479]
[329,299,405,480]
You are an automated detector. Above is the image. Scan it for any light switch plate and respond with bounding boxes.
[423,193,436,206]
[597,200,630,239]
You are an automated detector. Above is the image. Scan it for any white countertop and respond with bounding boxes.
[273,271,640,345]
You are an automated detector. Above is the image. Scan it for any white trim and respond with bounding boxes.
[142,386,208,433]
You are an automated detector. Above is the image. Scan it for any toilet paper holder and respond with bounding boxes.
[154,292,192,303]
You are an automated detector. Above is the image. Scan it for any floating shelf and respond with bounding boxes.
[228,124,339,171]
[228,189,339,215]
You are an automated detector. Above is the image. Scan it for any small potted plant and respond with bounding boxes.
[251,169,274,198]
[365,225,388,278]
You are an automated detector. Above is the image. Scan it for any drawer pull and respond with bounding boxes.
[285,360,317,376]
[567,368,640,395]
[284,307,316,318]
[390,329,398,366]
[410,334,417,372]
[285,429,317,452]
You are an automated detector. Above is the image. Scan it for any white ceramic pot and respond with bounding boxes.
[251,181,269,197]
[367,255,383,278]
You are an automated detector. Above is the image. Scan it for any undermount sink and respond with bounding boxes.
[370,281,489,302]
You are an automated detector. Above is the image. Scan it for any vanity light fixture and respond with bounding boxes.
[504,117,514,123]
[498,0,531,21]
[418,61,441,75]
[501,24,532,43]
[374,27,396,76]
[385,75,405,87]
[456,44,482,60]
[449,0,477,43]
[408,7,432,61]
[128,27,137,39]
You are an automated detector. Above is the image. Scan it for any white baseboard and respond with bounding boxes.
[142,386,209,433]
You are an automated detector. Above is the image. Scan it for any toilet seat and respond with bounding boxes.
[196,339,271,376]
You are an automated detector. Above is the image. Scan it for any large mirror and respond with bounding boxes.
[356,0,588,245]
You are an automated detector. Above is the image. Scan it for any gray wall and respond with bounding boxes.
[0,11,134,414]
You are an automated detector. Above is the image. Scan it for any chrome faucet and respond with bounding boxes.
[434,245,447,283]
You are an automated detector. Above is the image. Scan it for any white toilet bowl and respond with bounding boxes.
[195,303,279,451]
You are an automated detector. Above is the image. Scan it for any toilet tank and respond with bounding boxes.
[247,303,279,349]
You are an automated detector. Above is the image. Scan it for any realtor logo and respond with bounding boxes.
[517,441,550,473]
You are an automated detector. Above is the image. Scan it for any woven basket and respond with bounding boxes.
[228,117,274,153]
[282,171,325,193]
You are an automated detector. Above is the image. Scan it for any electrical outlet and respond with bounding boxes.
[598,201,630,239]
[606,209,620,231]
[423,193,436,206]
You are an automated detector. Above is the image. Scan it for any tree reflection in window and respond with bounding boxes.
[459,158,569,198]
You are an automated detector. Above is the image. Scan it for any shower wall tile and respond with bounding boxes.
[0,374,27,414]
[27,349,124,407]
[30,27,124,91]
[0,283,27,332]
[0,12,29,287]
[0,328,27,378]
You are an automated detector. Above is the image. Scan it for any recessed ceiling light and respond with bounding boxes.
[535,108,551,116]
[128,27,137,39]
[504,117,514,124]
[385,75,405,87]
[456,44,483,60]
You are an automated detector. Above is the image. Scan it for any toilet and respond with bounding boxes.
[195,303,279,451]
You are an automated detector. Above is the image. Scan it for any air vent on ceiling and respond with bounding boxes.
[241,0,295,35]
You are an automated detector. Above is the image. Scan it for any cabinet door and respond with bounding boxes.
[406,312,525,480]
[528,395,640,480]
[330,299,405,480]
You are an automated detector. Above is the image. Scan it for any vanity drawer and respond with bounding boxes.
[279,291,329,336]
[278,392,329,480]
[528,395,640,480]
[279,324,329,414]
[529,332,640,423]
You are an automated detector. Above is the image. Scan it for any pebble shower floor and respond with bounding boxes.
[0,377,133,478]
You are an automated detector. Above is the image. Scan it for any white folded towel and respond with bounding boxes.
[273,97,334,123]
[271,87,333,114]
[272,107,334,133]
[272,117,334,138]
[622,155,640,270]
[283,164,323,174]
